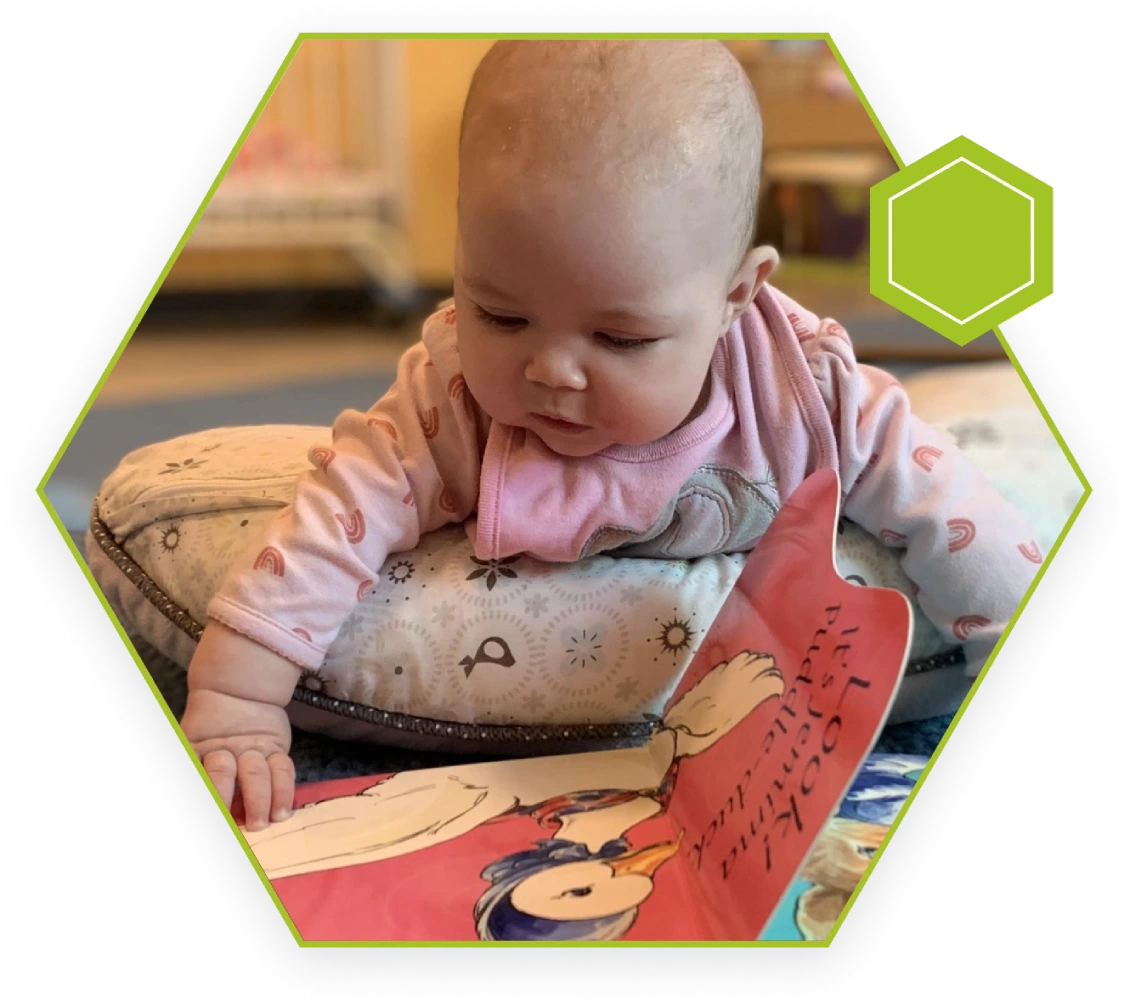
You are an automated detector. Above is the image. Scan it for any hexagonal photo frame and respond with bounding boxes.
[6,3,1111,999]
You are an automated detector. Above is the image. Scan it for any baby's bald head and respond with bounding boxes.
[459,40,763,267]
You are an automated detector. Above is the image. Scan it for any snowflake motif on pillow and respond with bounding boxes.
[947,419,1001,450]
[523,593,550,619]
[339,610,365,642]
[521,691,547,715]
[615,677,641,702]
[619,585,644,606]
[431,601,457,627]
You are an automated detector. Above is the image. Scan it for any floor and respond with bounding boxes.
[97,323,419,408]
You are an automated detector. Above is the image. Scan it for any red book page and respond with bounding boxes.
[255,469,910,942]
[659,468,911,938]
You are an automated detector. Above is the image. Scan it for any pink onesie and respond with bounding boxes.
[207,284,1039,678]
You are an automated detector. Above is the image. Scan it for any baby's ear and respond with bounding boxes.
[724,246,779,328]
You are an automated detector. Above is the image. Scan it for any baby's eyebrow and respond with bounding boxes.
[595,308,673,326]
[462,277,514,301]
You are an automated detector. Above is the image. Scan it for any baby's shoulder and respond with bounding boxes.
[730,285,870,421]
[756,284,854,344]
[413,299,463,379]
[747,284,860,369]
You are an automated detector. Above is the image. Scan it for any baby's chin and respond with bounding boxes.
[487,405,678,456]
[526,425,613,458]
[525,421,678,458]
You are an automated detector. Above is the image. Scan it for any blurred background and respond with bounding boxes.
[48,37,1005,539]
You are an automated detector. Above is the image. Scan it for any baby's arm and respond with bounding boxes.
[181,622,299,828]
[183,330,485,828]
[805,323,1040,678]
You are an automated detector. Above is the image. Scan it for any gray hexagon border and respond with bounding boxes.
[4,0,1116,999]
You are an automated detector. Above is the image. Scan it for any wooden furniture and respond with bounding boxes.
[731,41,890,155]
[729,41,896,256]
[166,39,415,304]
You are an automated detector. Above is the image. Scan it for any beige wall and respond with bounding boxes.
[404,39,494,286]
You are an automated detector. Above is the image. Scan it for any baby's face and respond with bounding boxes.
[454,165,743,458]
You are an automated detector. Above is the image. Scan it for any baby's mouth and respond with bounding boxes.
[530,413,592,435]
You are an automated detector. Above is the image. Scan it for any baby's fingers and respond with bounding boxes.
[202,749,238,808]
[267,752,296,823]
[238,750,274,831]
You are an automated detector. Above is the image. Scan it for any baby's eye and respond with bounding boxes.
[473,304,527,329]
[595,332,656,351]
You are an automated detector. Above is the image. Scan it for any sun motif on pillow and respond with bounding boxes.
[297,669,333,694]
[387,559,415,585]
[648,610,697,664]
[159,523,182,554]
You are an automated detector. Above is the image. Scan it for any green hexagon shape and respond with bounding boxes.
[871,136,1053,346]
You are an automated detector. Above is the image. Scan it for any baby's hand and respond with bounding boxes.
[182,623,303,831]
[181,688,295,830]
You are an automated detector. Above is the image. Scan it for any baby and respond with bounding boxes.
[182,40,1038,830]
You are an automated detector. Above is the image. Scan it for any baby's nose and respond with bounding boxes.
[524,345,586,391]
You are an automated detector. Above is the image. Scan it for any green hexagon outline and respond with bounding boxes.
[890,158,1033,322]
[870,135,1054,346]
[33,32,1090,948]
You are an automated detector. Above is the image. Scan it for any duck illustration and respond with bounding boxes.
[248,650,783,941]
[474,835,682,941]
[469,757,684,941]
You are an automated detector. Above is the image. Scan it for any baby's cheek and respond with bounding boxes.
[462,347,508,405]
[604,385,687,441]
[465,374,510,422]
